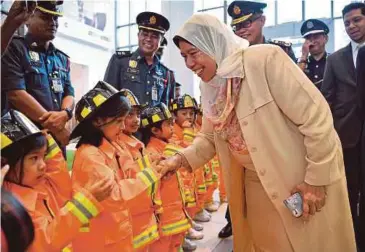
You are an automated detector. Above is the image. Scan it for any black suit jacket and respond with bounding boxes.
[357,46,365,120]
[321,43,362,148]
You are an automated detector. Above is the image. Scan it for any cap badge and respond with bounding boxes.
[29,51,40,62]
[307,21,314,29]
[129,60,138,68]
[233,5,241,15]
[150,15,157,25]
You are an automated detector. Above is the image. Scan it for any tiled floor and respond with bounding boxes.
[193,191,233,252]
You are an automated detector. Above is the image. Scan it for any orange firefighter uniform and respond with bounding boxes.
[116,133,160,251]
[184,127,207,206]
[146,137,191,251]
[170,123,204,218]
[71,138,160,252]
[195,122,223,203]
[6,135,103,252]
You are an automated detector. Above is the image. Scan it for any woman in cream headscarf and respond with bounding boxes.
[157,14,356,252]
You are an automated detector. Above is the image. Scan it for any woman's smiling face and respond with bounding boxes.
[179,40,217,82]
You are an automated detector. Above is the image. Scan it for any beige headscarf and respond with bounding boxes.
[173,13,249,130]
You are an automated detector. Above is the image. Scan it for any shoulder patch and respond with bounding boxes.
[116,51,131,58]
[159,62,171,71]
[268,39,292,48]
[12,35,25,40]
[55,48,70,58]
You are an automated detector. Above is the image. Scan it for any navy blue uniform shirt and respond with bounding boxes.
[104,48,176,107]
[303,52,328,89]
[1,34,74,114]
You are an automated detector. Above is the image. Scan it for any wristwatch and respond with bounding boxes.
[63,108,73,120]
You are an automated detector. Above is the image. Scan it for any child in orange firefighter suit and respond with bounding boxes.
[70,81,160,252]
[195,103,223,212]
[140,103,192,252]
[170,95,209,239]
[1,109,114,252]
[115,89,160,251]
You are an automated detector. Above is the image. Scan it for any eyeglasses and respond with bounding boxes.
[232,15,262,32]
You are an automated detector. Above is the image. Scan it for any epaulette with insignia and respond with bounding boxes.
[12,35,25,40]
[116,51,131,58]
[268,39,292,48]
[55,48,70,58]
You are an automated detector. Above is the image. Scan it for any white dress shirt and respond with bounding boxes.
[351,40,365,67]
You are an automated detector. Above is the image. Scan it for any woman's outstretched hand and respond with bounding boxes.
[155,155,182,177]
[291,182,327,221]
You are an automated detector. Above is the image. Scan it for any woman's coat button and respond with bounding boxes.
[271,192,278,200]
[259,169,266,176]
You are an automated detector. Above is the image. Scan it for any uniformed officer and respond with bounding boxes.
[298,19,330,89]
[175,82,182,98]
[1,1,74,148]
[227,0,297,62]
[104,11,176,107]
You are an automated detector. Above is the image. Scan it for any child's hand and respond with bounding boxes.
[182,121,192,128]
[85,177,114,202]
[149,153,164,166]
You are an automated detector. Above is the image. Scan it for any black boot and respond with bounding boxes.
[218,222,232,238]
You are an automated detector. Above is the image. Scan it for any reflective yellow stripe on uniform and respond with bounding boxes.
[62,245,72,252]
[137,168,158,193]
[183,129,196,143]
[45,136,61,160]
[161,218,191,236]
[65,201,89,225]
[79,223,90,232]
[164,144,182,157]
[133,224,159,249]
[73,192,99,217]
[137,156,157,196]
[197,185,207,193]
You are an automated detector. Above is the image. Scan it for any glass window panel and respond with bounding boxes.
[130,24,139,46]
[130,0,146,24]
[116,0,130,25]
[305,0,331,19]
[202,0,224,9]
[334,18,350,50]
[116,26,130,48]
[263,0,275,27]
[146,0,161,13]
[334,0,353,18]
[277,0,302,24]
[202,7,224,22]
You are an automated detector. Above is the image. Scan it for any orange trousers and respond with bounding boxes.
[149,234,185,252]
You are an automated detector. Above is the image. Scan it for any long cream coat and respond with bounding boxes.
[181,45,356,252]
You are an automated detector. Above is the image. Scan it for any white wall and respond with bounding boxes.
[53,35,113,94]
[161,0,196,98]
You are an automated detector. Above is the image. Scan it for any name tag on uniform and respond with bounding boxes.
[51,78,64,93]
[152,86,158,101]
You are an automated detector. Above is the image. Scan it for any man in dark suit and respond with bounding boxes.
[321,3,365,251]
[356,44,365,252]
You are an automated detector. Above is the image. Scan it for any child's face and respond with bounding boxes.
[124,107,141,134]
[153,119,174,141]
[94,114,127,141]
[18,144,47,187]
[175,108,195,128]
